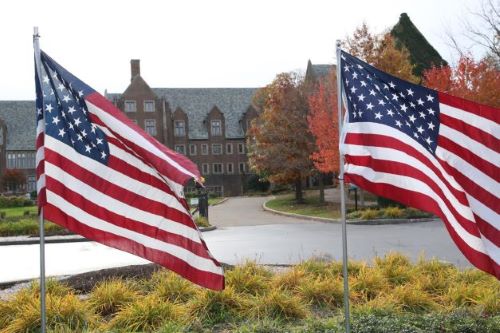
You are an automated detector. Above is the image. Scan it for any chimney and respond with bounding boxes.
[131,59,140,81]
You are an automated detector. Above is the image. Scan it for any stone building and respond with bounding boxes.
[106,60,259,196]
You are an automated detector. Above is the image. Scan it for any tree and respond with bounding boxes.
[307,70,339,202]
[247,72,314,203]
[1,169,26,194]
[423,54,500,108]
[343,23,419,83]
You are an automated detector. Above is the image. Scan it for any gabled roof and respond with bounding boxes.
[306,60,336,82]
[153,88,258,139]
[0,101,36,150]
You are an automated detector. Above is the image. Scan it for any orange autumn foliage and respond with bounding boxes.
[423,55,500,108]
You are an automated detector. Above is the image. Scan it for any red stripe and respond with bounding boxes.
[440,113,499,154]
[345,154,480,237]
[46,176,211,259]
[344,173,499,278]
[44,203,224,290]
[44,148,196,229]
[85,93,200,184]
[344,132,469,206]
[437,157,499,215]
[437,135,499,183]
[439,92,500,124]
[473,213,500,248]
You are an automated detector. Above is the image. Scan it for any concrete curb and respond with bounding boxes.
[210,197,229,206]
[262,199,436,225]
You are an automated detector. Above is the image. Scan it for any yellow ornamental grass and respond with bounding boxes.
[148,270,198,303]
[252,289,309,320]
[351,267,388,302]
[374,252,413,285]
[226,264,270,296]
[389,283,440,313]
[297,277,344,308]
[88,279,138,317]
[271,267,307,291]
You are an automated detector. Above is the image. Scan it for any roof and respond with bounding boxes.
[154,88,258,139]
[0,101,36,150]
[311,64,334,78]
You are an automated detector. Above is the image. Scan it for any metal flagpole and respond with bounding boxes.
[33,26,47,333]
[336,39,351,333]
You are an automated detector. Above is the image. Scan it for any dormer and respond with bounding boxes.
[241,105,258,134]
[207,106,225,138]
[173,107,188,139]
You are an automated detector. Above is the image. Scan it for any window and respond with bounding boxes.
[238,143,245,154]
[227,163,234,174]
[189,144,197,155]
[144,119,157,136]
[124,100,136,112]
[239,162,246,173]
[6,152,36,169]
[201,144,208,155]
[213,163,223,174]
[202,163,209,175]
[226,143,233,154]
[174,144,185,154]
[211,120,222,136]
[27,175,36,192]
[144,100,155,112]
[174,120,185,137]
[212,144,222,155]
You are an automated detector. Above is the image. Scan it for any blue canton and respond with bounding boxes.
[340,51,440,153]
[36,52,110,164]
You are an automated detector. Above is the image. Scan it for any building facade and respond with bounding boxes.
[107,60,259,196]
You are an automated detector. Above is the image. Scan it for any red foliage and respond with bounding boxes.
[423,55,500,108]
[307,76,339,174]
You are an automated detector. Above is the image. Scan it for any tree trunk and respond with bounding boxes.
[318,174,325,203]
[295,179,304,203]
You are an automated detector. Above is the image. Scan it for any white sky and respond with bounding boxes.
[0,0,487,100]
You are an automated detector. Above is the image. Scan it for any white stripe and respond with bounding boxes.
[482,236,500,265]
[440,124,500,167]
[36,147,44,168]
[45,135,189,215]
[436,146,499,200]
[343,122,464,191]
[44,160,201,244]
[344,143,474,222]
[99,127,185,197]
[86,101,198,181]
[36,174,45,194]
[36,119,44,136]
[344,164,492,261]
[440,103,500,140]
[466,194,500,230]
[46,190,222,275]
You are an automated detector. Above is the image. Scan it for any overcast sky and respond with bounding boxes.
[0,0,488,100]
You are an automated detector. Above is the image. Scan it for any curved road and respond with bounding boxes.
[0,196,469,284]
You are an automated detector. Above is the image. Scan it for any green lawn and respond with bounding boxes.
[266,193,342,220]
[0,205,37,218]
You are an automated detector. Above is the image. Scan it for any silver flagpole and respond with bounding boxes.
[33,26,47,333]
[336,39,351,333]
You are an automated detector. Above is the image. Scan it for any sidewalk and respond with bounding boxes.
[0,234,87,246]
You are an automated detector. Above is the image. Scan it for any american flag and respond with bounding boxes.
[34,51,224,290]
[340,51,499,278]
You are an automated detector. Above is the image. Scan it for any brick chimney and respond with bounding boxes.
[131,59,140,81]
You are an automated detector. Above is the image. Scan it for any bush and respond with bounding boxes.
[252,290,309,320]
[359,209,380,220]
[88,279,138,316]
[245,174,271,193]
[188,287,247,324]
[194,215,210,228]
[148,270,197,303]
[382,206,404,218]
[0,195,33,208]
[226,262,270,296]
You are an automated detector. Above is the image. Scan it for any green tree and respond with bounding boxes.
[247,72,314,203]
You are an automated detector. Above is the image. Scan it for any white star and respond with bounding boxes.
[378,99,386,106]
[358,111,363,117]
[52,116,60,125]
[360,80,367,87]
[426,94,435,102]
[409,115,416,123]
[374,112,382,119]
[366,102,374,110]
[68,122,74,130]
[392,94,399,101]
[78,90,84,97]
[369,89,376,96]
[410,102,416,108]
[81,129,88,137]
[85,145,91,153]
[345,79,350,86]
[374,84,380,91]
[358,94,365,102]
[406,88,414,96]
[101,151,107,159]
[383,83,389,90]
[37,108,42,115]
[405,121,411,127]
[352,111,357,118]
[417,98,424,106]
[389,81,396,89]
[352,72,358,79]
[62,95,71,103]
[96,138,103,145]
[428,121,435,130]
[341,54,346,60]
[357,64,363,69]
[57,83,65,91]
[427,108,436,115]
[400,104,408,112]
[387,109,395,117]
[71,139,75,145]
[42,75,49,84]
[425,137,433,145]
[58,128,66,137]
[413,132,419,139]
[344,65,350,72]
[74,118,82,127]
[399,92,405,98]
[417,126,424,134]
[419,111,426,119]
[45,104,53,113]
[68,106,76,114]
[77,133,83,141]
[395,120,402,127]
[350,86,357,94]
